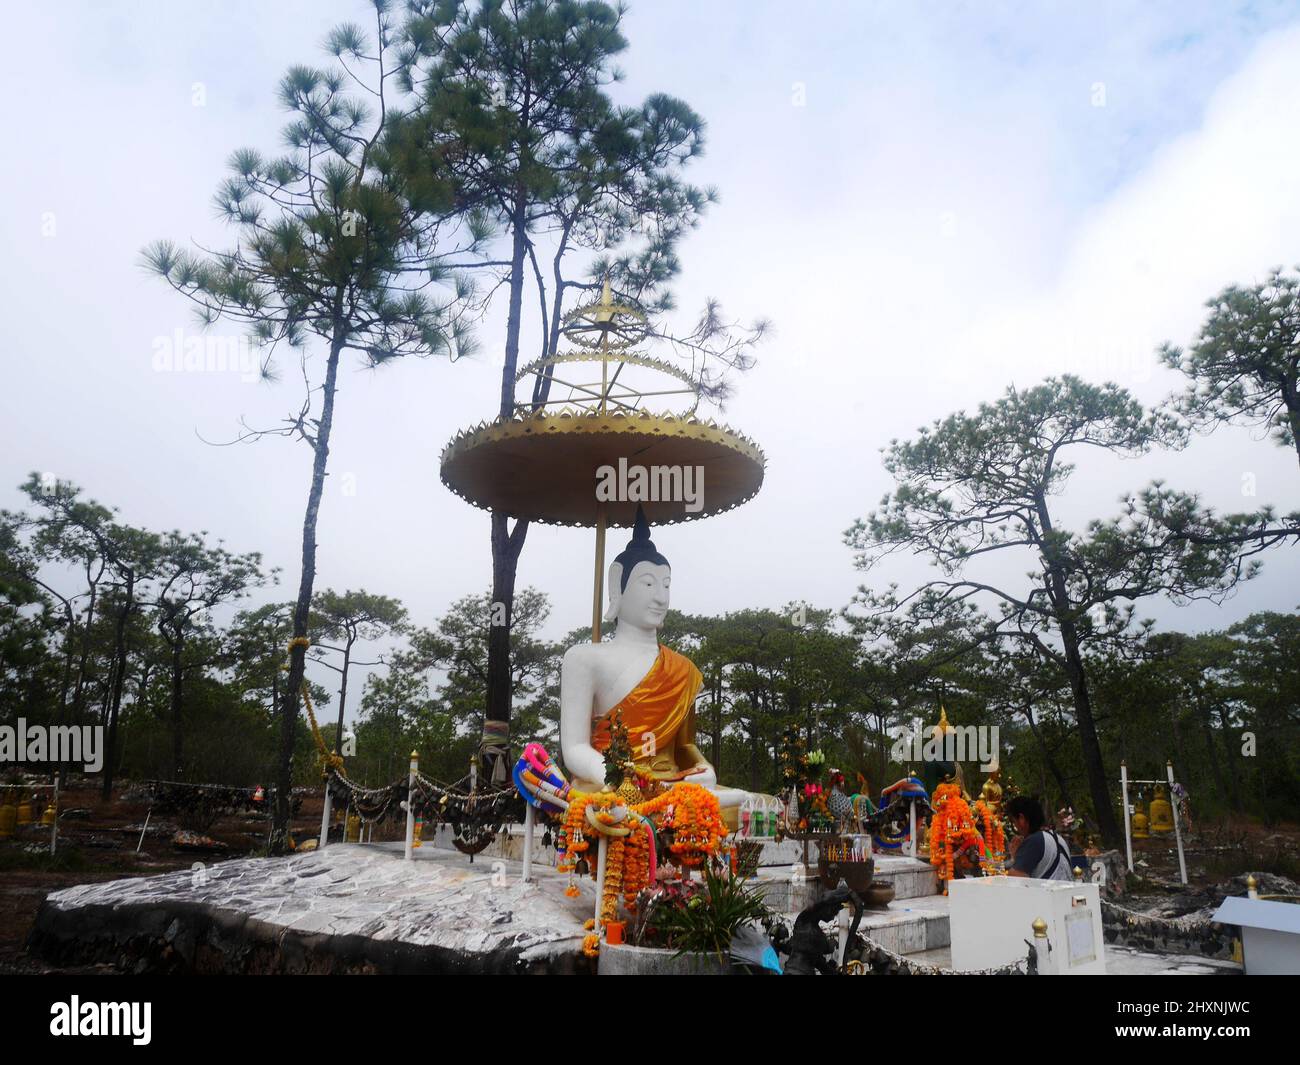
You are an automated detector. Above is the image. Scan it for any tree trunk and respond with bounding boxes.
[482,191,532,768]
[1281,376,1300,472]
[1195,689,1225,807]
[55,599,75,724]
[876,712,888,789]
[1218,703,1244,813]
[1021,704,1074,812]
[1058,622,1120,845]
[1036,486,1122,847]
[485,514,525,754]
[169,638,184,779]
[101,568,134,800]
[272,324,346,853]
[333,637,353,752]
[70,566,101,723]
[1169,694,1187,773]
[709,671,722,774]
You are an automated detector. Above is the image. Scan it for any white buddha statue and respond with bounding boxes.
[560,510,752,815]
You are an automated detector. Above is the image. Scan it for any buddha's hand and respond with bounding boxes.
[678,764,716,787]
[652,766,698,783]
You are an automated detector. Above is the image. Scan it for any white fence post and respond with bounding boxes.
[1120,761,1133,873]
[318,776,333,850]
[50,772,60,857]
[521,803,535,883]
[1032,916,1051,974]
[404,750,419,861]
[1167,760,1187,886]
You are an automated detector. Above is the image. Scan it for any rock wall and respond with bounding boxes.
[28,898,593,975]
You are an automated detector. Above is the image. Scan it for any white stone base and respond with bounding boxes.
[427,826,939,901]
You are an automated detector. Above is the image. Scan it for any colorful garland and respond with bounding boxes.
[973,798,1006,873]
[928,782,985,894]
[555,782,729,955]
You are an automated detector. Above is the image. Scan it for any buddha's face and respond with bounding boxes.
[616,561,671,629]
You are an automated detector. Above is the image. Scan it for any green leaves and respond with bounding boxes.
[324,21,370,60]
[1161,266,1300,462]
[310,589,408,645]
[145,16,487,391]
[643,864,773,959]
[848,376,1191,581]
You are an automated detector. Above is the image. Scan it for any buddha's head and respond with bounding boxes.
[605,506,670,628]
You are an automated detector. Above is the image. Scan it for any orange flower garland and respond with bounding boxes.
[928,782,985,894]
[556,782,729,955]
[621,821,652,911]
[600,836,626,924]
[973,798,1006,873]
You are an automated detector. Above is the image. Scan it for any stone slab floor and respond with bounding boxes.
[36,842,1243,975]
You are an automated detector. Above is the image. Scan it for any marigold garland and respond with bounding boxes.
[555,782,728,956]
[928,782,985,894]
[973,798,1006,874]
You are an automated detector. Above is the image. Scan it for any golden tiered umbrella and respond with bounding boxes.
[440,282,765,640]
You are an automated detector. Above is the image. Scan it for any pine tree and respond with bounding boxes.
[143,3,486,849]
[394,0,765,770]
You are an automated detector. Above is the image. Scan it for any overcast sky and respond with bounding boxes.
[4,1,1300,726]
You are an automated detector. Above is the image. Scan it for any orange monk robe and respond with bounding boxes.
[591,645,703,777]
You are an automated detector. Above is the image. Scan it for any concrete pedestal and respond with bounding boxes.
[949,877,1106,974]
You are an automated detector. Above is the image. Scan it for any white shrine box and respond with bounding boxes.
[1211,897,1300,975]
[949,877,1106,974]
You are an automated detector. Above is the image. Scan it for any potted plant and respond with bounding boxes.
[620,865,775,972]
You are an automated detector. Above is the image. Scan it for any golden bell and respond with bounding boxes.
[1148,784,1174,835]
[1131,798,1149,839]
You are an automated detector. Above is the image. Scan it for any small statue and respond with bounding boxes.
[826,769,855,828]
[783,883,861,975]
[869,776,930,852]
[979,769,1003,816]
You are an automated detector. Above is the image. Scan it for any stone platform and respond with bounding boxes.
[27,839,1239,975]
[903,942,1242,975]
[430,825,939,902]
[30,843,598,974]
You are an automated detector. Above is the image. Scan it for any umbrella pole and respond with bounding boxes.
[591,501,607,643]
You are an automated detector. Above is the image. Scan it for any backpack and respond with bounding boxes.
[1034,830,1076,881]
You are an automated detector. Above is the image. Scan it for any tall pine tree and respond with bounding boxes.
[144,3,486,848]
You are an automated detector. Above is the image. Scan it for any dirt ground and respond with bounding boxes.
[2,780,1297,973]
[0,779,408,974]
